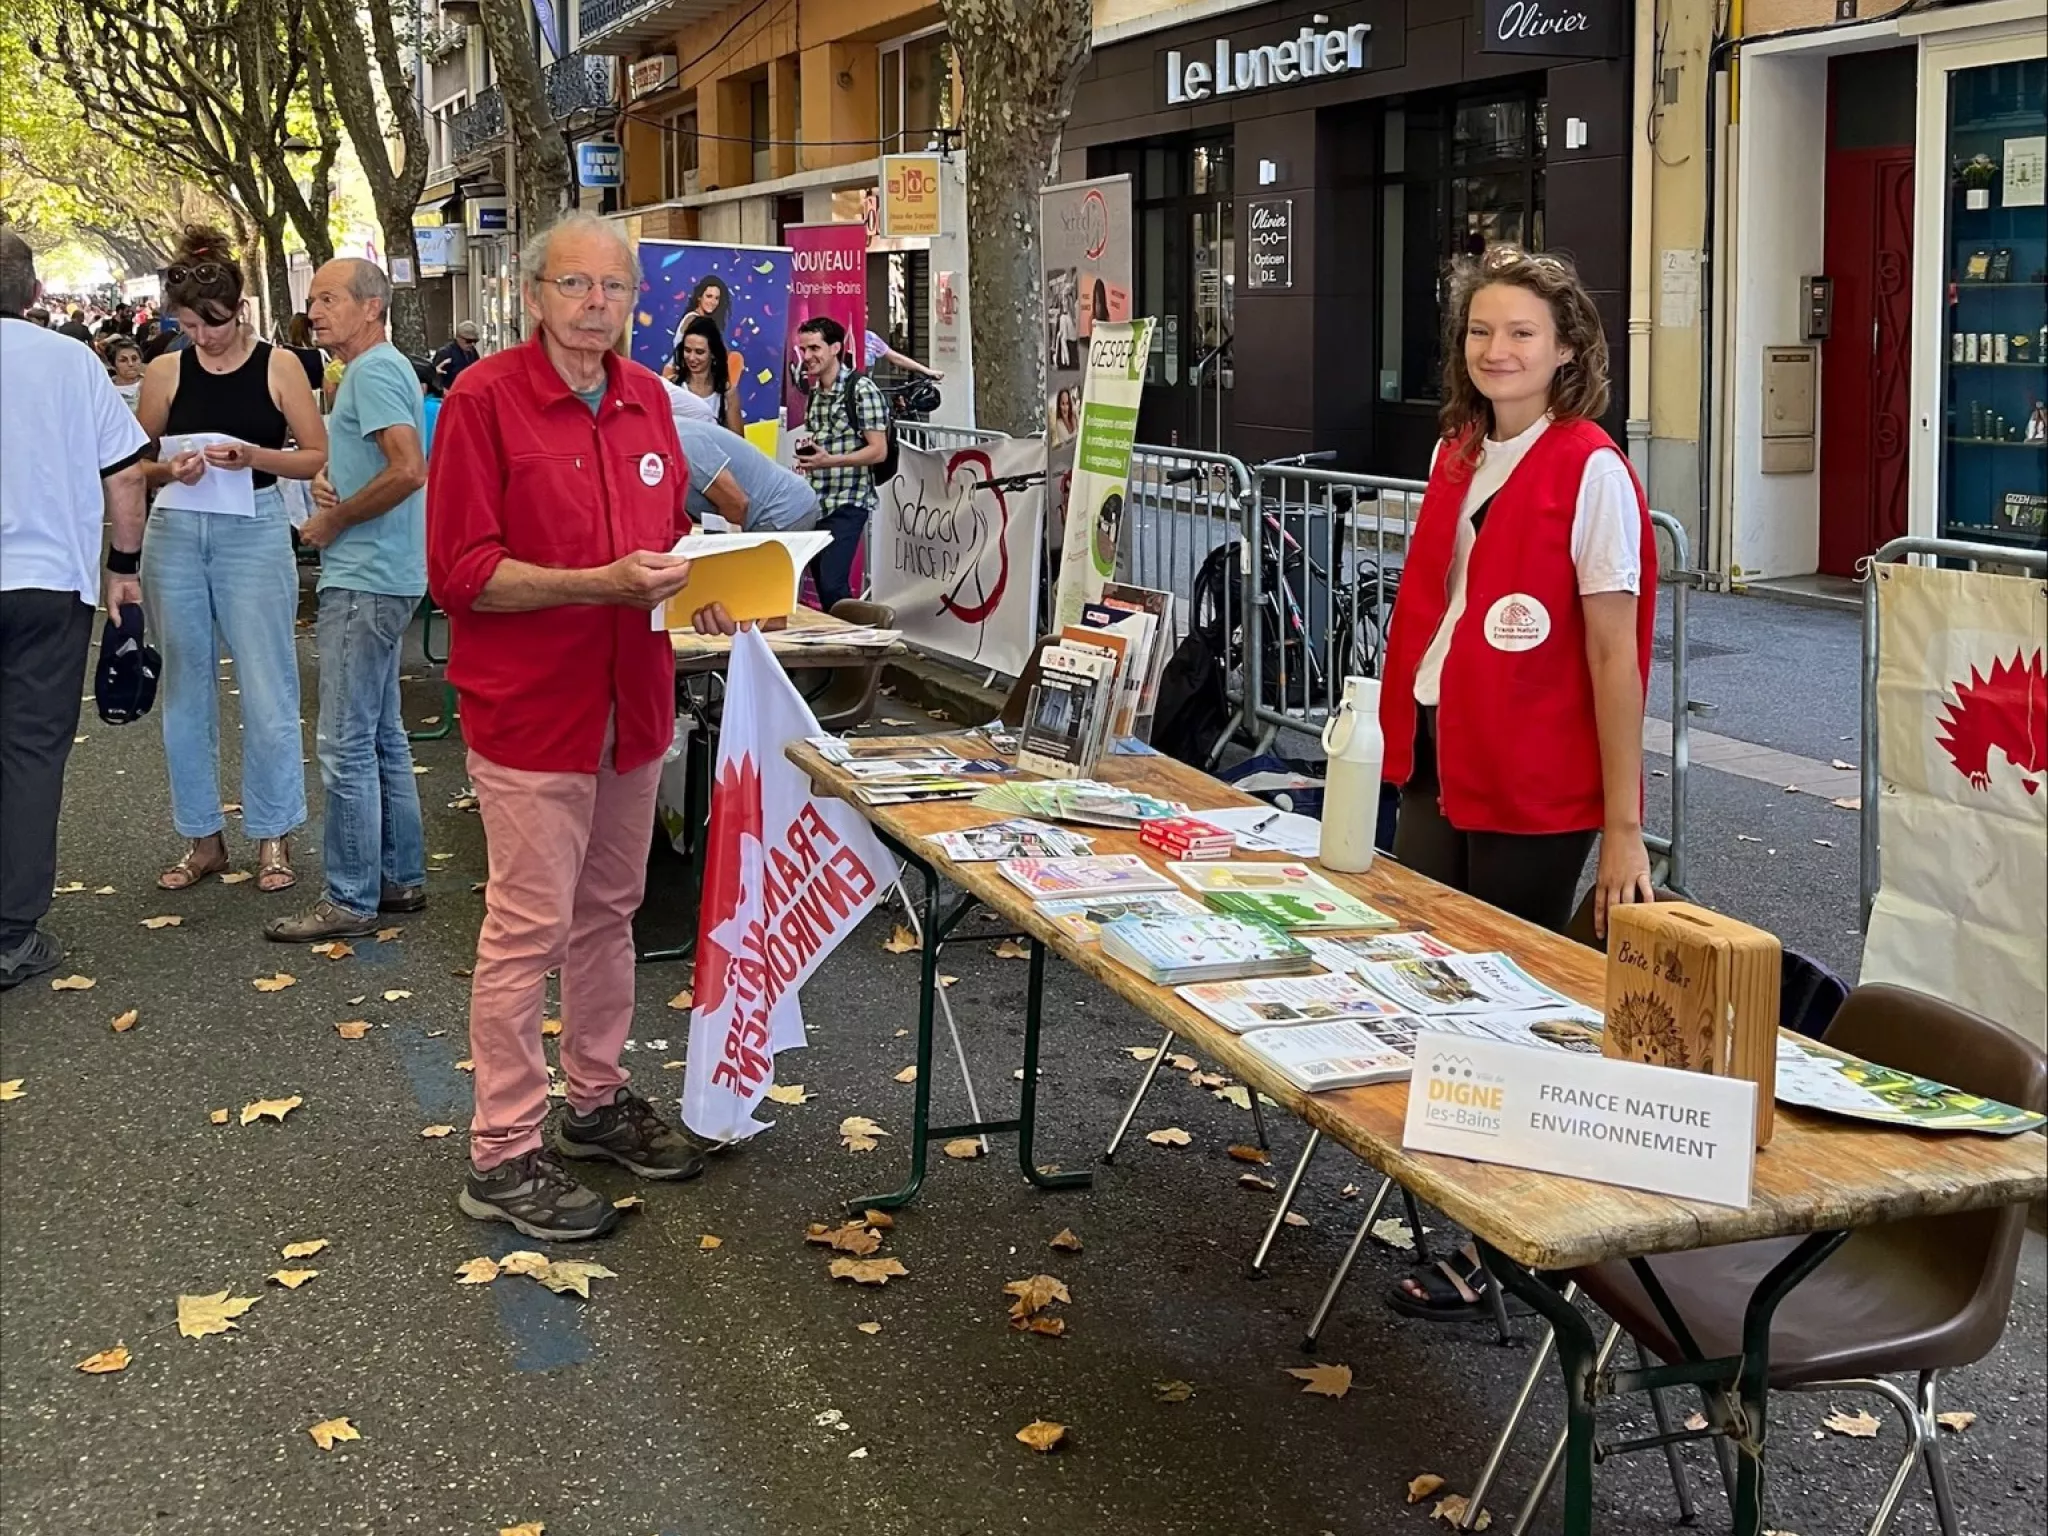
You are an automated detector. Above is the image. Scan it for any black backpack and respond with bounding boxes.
[840,370,900,486]
[1151,628,1234,769]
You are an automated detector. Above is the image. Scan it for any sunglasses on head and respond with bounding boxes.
[1481,247,1565,274]
[165,262,231,287]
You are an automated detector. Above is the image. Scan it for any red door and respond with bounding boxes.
[1818,100,1915,577]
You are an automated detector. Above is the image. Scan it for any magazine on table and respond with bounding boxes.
[1097,913,1313,986]
[807,735,960,765]
[1773,1035,2048,1134]
[1016,643,1120,778]
[851,779,987,805]
[1167,861,1397,931]
[971,779,1188,828]
[1426,1004,1608,1055]
[1097,582,1175,736]
[1236,1018,1419,1092]
[924,819,1096,862]
[1353,952,1574,1016]
[1034,890,1208,943]
[1174,972,1412,1034]
[996,855,1177,901]
[1303,931,1461,972]
[837,757,1007,780]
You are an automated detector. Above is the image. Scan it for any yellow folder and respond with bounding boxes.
[651,532,834,629]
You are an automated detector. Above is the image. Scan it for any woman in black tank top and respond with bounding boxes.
[136,227,328,898]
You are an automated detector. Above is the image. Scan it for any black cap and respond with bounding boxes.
[94,604,160,725]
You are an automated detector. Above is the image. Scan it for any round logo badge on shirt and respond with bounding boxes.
[639,452,665,487]
[1483,593,1551,652]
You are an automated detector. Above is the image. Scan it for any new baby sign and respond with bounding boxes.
[1402,1032,1758,1208]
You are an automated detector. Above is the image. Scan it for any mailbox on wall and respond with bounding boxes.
[1761,344,1817,474]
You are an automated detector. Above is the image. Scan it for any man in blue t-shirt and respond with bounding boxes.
[266,258,430,943]
[671,415,818,532]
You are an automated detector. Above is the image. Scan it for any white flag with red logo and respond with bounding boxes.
[1863,564,2046,1046]
[682,628,900,1142]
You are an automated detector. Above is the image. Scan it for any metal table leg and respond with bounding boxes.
[1475,1242,1603,1536]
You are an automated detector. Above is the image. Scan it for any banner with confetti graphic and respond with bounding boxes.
[632,240,793,455]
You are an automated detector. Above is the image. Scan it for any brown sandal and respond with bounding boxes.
[159,834,230,891]
[256,836,296,893]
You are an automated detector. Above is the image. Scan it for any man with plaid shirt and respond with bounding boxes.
[792,315,888,611]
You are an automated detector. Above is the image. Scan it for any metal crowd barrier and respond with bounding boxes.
[1240,460,1700,892]
[895,423,1009,455]
[1858,537,2048,927]
[1120,445,1255,642]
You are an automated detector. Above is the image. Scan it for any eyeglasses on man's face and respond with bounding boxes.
[544,273,634,302]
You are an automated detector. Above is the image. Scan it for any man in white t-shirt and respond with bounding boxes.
[0,230,150,989]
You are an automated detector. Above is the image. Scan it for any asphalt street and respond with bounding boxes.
[2,594,2042,1536]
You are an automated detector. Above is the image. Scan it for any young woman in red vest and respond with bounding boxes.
[1380,246,1658,1319]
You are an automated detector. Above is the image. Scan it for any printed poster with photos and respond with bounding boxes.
[1040,176,1133,545]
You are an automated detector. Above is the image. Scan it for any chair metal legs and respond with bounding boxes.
[1101,1028,1175,1163]
[1785,1377,1927,1536]
[1918,1370,1960,1536]
[1300,1178,1395,1350]
[1248,1129,1319,1277]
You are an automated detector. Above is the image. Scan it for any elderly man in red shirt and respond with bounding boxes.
[429,211,728,1241]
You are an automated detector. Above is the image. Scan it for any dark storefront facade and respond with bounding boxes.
[1062,0,1632,476]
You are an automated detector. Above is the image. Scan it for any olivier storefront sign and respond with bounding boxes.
[1480,0,1624,58]
[1163,12,1373,104]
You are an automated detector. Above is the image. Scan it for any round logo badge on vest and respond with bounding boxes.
[638,452,665,487]
[1483,593,1551,652]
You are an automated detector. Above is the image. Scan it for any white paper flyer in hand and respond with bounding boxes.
[1174,972,1411,1034]
[1302,931,1461,972]
[153,432,257,517]
[1355,952,1573,1016]
[1427,1004,1608,1055]
[651,530,833,629]
[1236,1018,1418,1091]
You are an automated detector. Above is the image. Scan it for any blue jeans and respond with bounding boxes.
[316,587,426,917]
[141,488,307,839]
[813,502,869,613]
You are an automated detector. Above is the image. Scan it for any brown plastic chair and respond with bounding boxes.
[1483,984,2046,1536]
[808,600,897,734]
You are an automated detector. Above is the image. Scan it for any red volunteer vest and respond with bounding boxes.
[1378,416,1655,835]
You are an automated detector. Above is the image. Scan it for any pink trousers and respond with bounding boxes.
[465,741,661,1170]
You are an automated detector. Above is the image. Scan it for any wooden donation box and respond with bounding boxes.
[1602,903,1780,1148]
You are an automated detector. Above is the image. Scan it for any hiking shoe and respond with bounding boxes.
[378,883,428,914]
[555,1088,706,1180]
[458,1148,620,1242]
[263,897,380,943]
[0,929,63,992]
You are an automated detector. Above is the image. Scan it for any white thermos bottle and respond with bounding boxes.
[1319,676,1383,874]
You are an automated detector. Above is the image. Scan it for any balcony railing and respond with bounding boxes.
[575,0,730,54]
[450,86,503,160]
[543,52,615,120]
[577,0,648,42]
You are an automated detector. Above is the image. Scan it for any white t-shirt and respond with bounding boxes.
[664,378,721,426]
[1,318,150,604]
[1412,415,1640,707]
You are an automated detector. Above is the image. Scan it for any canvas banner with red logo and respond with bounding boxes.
[682,629,900,1142]
[1862,563,2046,1047]
[870,437,1044,676]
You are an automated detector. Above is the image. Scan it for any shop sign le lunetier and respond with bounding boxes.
[1163,13,1373,104]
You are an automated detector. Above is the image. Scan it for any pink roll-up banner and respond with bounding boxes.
[783,222,869,427]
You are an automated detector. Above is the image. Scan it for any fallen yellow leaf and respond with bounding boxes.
[76,1346,131,1374]
[667,989,693,1010]
[893,1065,917,1083]
[1049,1229,1083,1252]
[540,1018,563,1037]
[1286,1362,1353,1399]
[267,1269,319,1289]
[218,871,253,885]
[382,990,412,1001]
[240,1095,304,1126]
[1407,1473,1447,1504]
[992,938,1031,959]
[307,1416,359,1451]
[662,1060,685,1070]
[1239,1172,1277,1191]
[110,1009,139,1033]
[51,974,95,991]
[280,1239,329,1259]
[1822,1407,1881,1438]
[612,1194,645,1211]
[862,1209,894,1230]
[374,927,401,942]
[251,973,296,992]
[881,924,919,954]
[207,1108,229,1124]
[0,1080,24,1101]
[334,1021,371,1040]
[856,1321,883,1335]
[1145,1126,1192,1147]
[1154,1380,1195,1402]
[1015,1420,1066,1453]
[1015,1314,1066,1337]
[765,1083,814,1104]
[806,1221,882,1256]
[699,1234,723,1250]
[1284,1212,1311,1228]
[1123,1045,1158,1061]
[419,1124,456,1138]
[937,974,959,989]
[453,1059,475,1073]
[1190,1070,1228,1088]
[1003,1274,1070,1319]
[454,1257,501,1284]
[1227,1144,1269,1164]
[499,1524,544,1536]
[839,1115,889,1152]
[309,940,353,961]
[176,1291,259,1339]
[1936,1411,1976,1432]
[534,1259,617,1298]
[1431,1494,1492,1529]
[942,1137,983,1159]
[496,1251,550,1278]
[1166,1053,1198,1071]
[828,1256,909,1285]
[140,915,183,930]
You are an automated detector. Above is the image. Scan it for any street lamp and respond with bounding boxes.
[282,134,317,155]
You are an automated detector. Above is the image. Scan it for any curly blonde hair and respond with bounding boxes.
[1438,245,1610,463]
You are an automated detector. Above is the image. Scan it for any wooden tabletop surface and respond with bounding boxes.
[787,735,2048,1271]
[670,606,908,672]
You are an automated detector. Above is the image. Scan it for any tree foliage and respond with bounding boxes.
[475,0,571,242]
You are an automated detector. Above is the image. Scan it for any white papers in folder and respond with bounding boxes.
[153,432,257,517]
